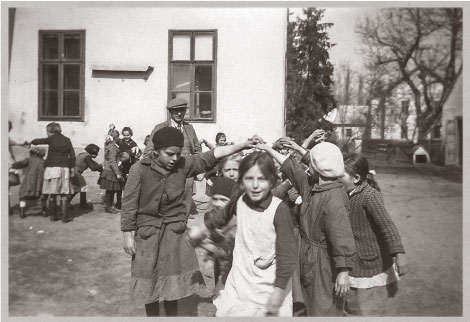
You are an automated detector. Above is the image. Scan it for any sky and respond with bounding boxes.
[289,7,376,70]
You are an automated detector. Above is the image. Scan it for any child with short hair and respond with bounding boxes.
[70,144,103,209]
[31,122,76,223]
[341,154,408,316]
[10,147,47,219]
[209,151,298,317]
[258,141,356,316]
[98,129,122,214]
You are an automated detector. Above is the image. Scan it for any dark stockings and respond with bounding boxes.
[145,300,178,317]
[105,190,115,208]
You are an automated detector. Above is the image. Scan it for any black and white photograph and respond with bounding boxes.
[3,2,466,319]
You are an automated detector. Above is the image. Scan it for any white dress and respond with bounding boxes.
[214,195,293,317]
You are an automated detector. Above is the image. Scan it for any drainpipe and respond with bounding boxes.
[8,8,16,77]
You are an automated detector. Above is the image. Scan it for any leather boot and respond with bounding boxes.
[49,199,58,221]
[79,192,93,209]
[61,199,73,223]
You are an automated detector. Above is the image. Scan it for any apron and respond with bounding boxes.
[214,195,293,317]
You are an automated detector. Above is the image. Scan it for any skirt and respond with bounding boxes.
[130,221,205,305]
[98,169,121,191]
[42,167,73,195]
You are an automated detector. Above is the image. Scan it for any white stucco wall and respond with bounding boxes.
[8,7,287,151]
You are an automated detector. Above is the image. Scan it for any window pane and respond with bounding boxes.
[64,65,80,89]
[195,65,212,91]
[42,64,58,89]
[64,91,80,116]
[171,65,190,92]
[42,33,59,59]
[42,91,58,116]
[194,92,212,118]
[172,34,190,60]
[64,33,81,59]
[195,34,213,60]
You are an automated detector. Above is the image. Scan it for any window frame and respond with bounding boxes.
[168,30,217,123]
[38,30,86,122]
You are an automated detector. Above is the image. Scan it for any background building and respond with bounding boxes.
[8,7,287,152]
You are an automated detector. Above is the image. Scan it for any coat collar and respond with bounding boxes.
[141,156,177,176]
[348,180,368,198]
[311,180,344,192]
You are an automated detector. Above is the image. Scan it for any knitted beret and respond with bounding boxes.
[152,126,184,149]
[309,142,344,178]
[211,177,237,198]
[167,97,188,110]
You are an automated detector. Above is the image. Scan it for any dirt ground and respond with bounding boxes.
[7,152,462,317]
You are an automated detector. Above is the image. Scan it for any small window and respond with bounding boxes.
[346,128,352,137]
[168,30,217,122]
[38,30,85,121]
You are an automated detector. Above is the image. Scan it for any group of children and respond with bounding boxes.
[118,126,408,317]
[9,119,408,317]
[8,122,142,221]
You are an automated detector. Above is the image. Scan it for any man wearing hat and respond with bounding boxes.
[144,97,202,219]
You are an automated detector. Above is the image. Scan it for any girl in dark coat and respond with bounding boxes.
[98,130,122,213]
[116,126,142,209]
[341,154,408,316]
[258,141,356,316]
[31,123,76,223]
[10,147,47,219]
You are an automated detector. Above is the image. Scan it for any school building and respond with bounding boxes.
[7,7,288,150]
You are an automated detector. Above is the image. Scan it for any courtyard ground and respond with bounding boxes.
[7,151,462,317]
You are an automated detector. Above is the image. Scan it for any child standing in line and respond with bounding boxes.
[30,123,76,223]
[70,144,103,209]
[10,147,47,219]
[341,154,408,316]
[258,141,356,316]
[99,129,122,214]
[117,126,142,209]
[210,151,298,317]
[121,127,257,317]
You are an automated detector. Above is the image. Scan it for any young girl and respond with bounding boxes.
[121,127,257,317]
[209,151,297,317]
[31,123,76,223]
[341,154,408,316]
[10,147,47,219]
[258,141,356,316]
[99,129,122,214]
[117,126,142,209]
[70,144,103,209]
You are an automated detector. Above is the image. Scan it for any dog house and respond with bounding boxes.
[412,145,430,164]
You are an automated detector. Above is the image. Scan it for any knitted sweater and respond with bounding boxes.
[348,181,405,278]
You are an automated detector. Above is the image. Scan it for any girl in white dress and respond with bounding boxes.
[212,151,298,317]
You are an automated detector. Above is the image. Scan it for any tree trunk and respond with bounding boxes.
[379,95,386,139]
[363,100,372,139]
